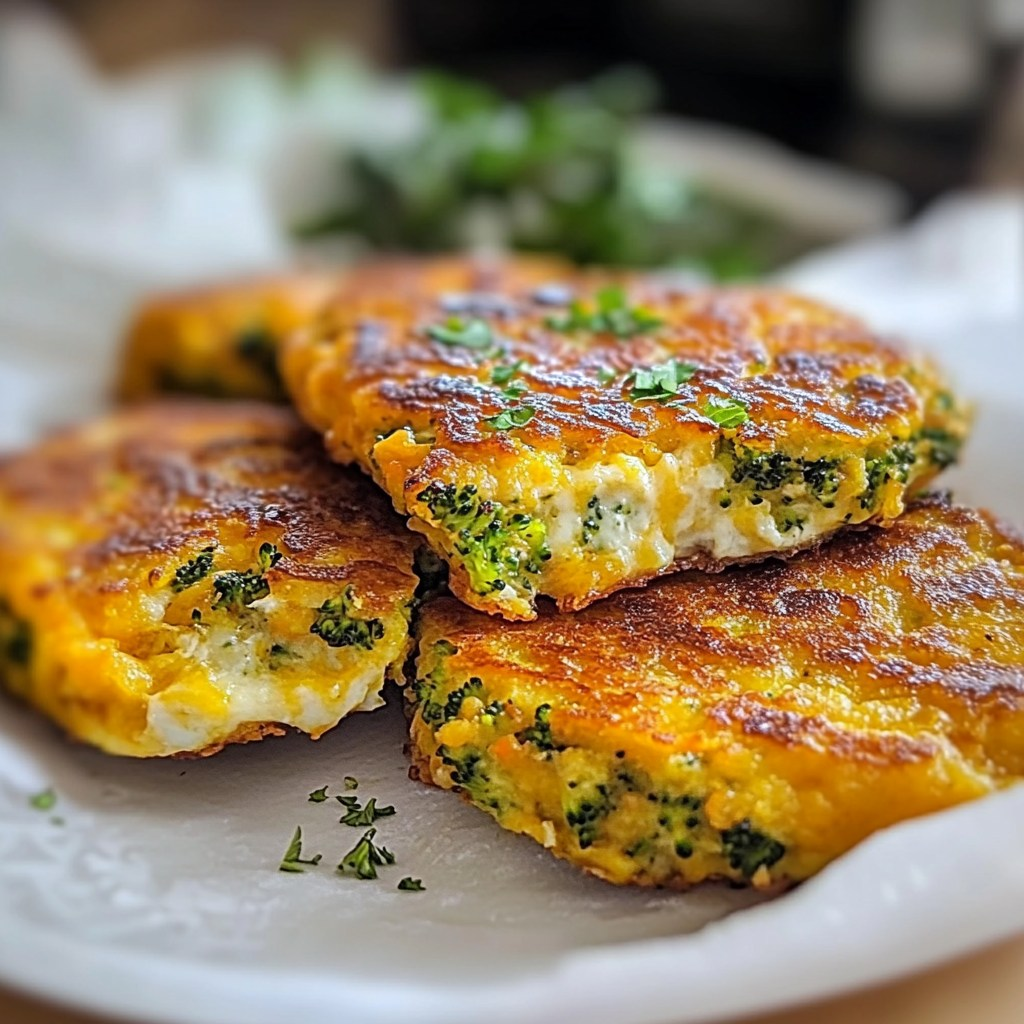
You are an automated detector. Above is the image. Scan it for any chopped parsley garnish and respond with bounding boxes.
[338,797,396,827]
[337,828,395,880]
[308,786,329,803]
[171,546,215,593]
[491,359,526,387]
[627,359,697,403]
[596,366,618,385]
[427,317,494,350]
[397,877,425,892]
[336,794,359,808]
[344,776,359,791]
[29,787,56,811]
[279,826,322,873]
[703,396,749,428]
[483,406,536,431]
[546,286,663,339]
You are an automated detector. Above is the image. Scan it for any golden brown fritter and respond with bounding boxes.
[118,256,576,405]
[409,497,1024,889]
[117,272,339,402]
[0,401,420,757]
[283,275,969,620]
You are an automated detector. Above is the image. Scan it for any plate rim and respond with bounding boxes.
[2,786,1023,1024]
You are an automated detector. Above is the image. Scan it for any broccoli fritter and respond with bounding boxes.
[117,272,339,402]
[283,274,970,620]
[408,497,1024,888]
[0,402,419,757]
[119,256,575,407]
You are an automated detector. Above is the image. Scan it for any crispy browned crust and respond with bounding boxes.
[181,721,288,759]
[0,400,418,606]
[289,279,939,461]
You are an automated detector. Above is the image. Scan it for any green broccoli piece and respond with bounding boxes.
[800,457,841,499]
[436,744,509,812]
[727,445,841,504]
[720,820,786,878]
[171,546,215,593]
[212,570,270,612]
[416,482,550,597]
[0,600,32,666]
[235,326,282,390]
[918,426,962,469]
[565,783,615,849]
[861,443,917,509]
[309,586,385,650]
[515,703,563,753]
[210,543,282,612]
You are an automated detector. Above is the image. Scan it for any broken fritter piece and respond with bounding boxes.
[0,401,419,757]
[408,497,1024,888]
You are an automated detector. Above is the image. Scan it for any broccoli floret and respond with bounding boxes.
[210,543,282,612]
[417,482,550,597]
[801,457,841,499]
[731,449,794,491]
[774,512,805,533]
[436,744,510,812]
[515,703,563,753]
[414,639,459,719]
[310,586,385,650]
[720,820,786,878]
[565,783,614,849]
[212,570,270,612]
[727,444,841,504]
[444,676,485,720]
[918,426,962,469]
[0,600,31,667]
[235,326,281,389]
[171,546,215,593]
[861,443,917,509]
[437,744,482,786]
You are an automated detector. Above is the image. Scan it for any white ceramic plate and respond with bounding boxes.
[1,207,1023,1024]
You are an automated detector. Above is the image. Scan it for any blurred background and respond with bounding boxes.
[3,0,1023,275]
[0,0,1021,439]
